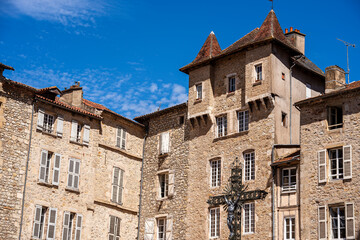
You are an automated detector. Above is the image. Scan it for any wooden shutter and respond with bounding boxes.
[161,132,169,154]
[318,205,327,240]
[118,169,124,204]
[32,205,42,238]
[318,150,327,183]
[47,208,57,240]
[74,160,80,189]
[144,218,155,240]
[56,115,64,137]
[52,153,61,185]
[109,215,115,240]
[343,145,352,179]
[74,214,83,240]
[83,124,90,145]
[166,216,173,240]
[39,150,48,182]
[37,108,45,130]
[345,202,355,239]
[70,120,78,141]
[62,212,70,240]
[68,159,76,188]
[168,171,174,197]
[116,217,121,239]
[112,167,119,203]
[121,128,126,149]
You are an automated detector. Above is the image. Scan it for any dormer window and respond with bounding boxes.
[327,106,343,130]
[43,113,54,133]
[196,83,202,100]
[255,64,263,81]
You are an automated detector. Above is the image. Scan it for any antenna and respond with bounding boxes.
[337,38,355,83]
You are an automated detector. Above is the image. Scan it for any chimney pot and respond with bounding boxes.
[285,28,288,33]
[290,27,293,32]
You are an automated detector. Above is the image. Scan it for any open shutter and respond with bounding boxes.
[74,160,80,189]
[345,203,355,239]
[83,124,90,145]
[118,169,124,204]
[343,145,352,179]
[47,208,57,240]
[318,205,327,240]
[39,150,48,182]
[32,205,42,238]
[121,128,126,149]
[52,153,61,185]
[168,171,174,197]
[62,212,70,240]
[112,167,119,203]
[144,218,155,240]
[166,216,173,240]
[70,120,78,141]
[75,214,83,240]
[318,150,327,183]
[37,108,45,130]
[56,115,64,137]
[67,159,74,188]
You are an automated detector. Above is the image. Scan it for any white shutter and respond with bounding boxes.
[39,150,48,182]
[144,218,155,240]
[168,171,174,197]
[56,115,64,137]
[160,132,169,154]
[345,202,355,239]
[75,214,83,240]
[318,150,327,183]
[62,212,70,240]
[47,208,57,240]
[115,217,121,239]
[343,145,352,179]
[83,124,90,145]
[318,205,327,240]
[52,153,61,185]
[118,169,124,204]
[74,160,80,189]
[32,205,42,238]
[109,216,115,240]
[121,128,126,149]
[166,216,173,240]
[112,167,119,202]
[70,120,78,142]
[37,108,45,130]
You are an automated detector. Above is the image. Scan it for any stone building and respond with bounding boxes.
[0,65,145,239]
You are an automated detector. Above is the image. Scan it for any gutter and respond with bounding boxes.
[18,101,35,239]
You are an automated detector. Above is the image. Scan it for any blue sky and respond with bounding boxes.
[1,0,359,118]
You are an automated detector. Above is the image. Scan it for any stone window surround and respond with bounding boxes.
[283,216,295,240]
[209,158,221,188]
[326,105,343,130]
[215,114,227,138]
[209,207,220,239]
[156,169,169,200]
[194,81,204,102]
[243,202,255,234]
[252,61,264,86]
[243,150,255,182]
[226,73,238,94]
[153,214,171,240]
[237,109,250,133]
[38,149,61,187]
[37,108,63,138]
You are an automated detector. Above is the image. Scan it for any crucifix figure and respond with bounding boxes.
[207,157,268,240]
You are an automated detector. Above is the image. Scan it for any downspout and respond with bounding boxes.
[19,101,35,240]
[137,130,148,240]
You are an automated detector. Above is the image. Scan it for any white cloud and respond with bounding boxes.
[150,83,158,93]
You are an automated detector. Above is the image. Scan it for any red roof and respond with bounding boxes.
[271,150,300,166]
[193,31,222,64]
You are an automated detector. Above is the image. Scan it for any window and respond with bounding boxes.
[32,205,58,240]
[281,112,287,127]
[116,127,126,149]
[43,113,55,133]
[160,132,170,154]
[179,115,185,125]
[159,173,169,199]
[210,159,221,187]
[327,106,343,130]
[244,203,255,234]
[111,167,124,204]
[282,168,296,192]
[109,216,121,240]
[71,121,90,145]
[37,109,64,137]
[282,72,286,80]
[62,212,83,240]
[284,217,295,240]
[209,207,220,238]
[244,151,255,181]
[237,110,249,132]
[157,218,166,240]
[330,207,345,239]
[255,64,262,81]
[329,148,343,180]
[67,158,80,190]
[216,115,227,138]
[306,83,311,99]
[228,76,236,93]
[39,150,61,185]
[196,83,202,100]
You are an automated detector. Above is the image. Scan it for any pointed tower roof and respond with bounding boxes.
[192,31,222,63]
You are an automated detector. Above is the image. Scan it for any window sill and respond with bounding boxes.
[253,80,262,86]
[115,145,126,151]
[65,187,80,194]
[194,99,202,104]
[69,140,88,147]
[110,200,123,206]
[213,130,249,142]
[327,126,343,133]
[37,129,61,138]
[159,153,169,158]
[157,195,173,201]
[37,181,58,188]
[281,190,297,194]
[227,91,235,96]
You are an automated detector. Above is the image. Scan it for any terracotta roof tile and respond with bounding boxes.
[1,77,38,91]
[221,28,259,55]
[0,63,14,71]
[193,31,222,64]
[134,102,187,122]
[272,150,300,166]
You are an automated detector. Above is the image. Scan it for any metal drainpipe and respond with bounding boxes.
[137,131,148,240]
[19,102,35,240]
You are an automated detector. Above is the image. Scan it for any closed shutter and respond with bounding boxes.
[121,128,126,149]
[39,150,48,182]
[32,205,43,238]
[67,159,74,188]
[70,120,78,141]
[109,215,115,240]
[74,160,80,189]
[160,132,169,154]
[74,214,83,240]
[144,218,155,240]
[115,217,121,239]
[166,216,173,240]
[318,150,327,183]
[52,154,61,185]
[62,212,70,240]
[56,115,64,137]
[168,171,174,197]
[83,124,90,145]
[112,167,119,203]
[345,203,355,239]
[118,169,124,204]
[343,145,352,179]
[318,205,327,240]
[37,108,45,130]
[47,208,57,240]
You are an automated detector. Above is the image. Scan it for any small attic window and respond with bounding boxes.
[281,112,287,127]
[196,83,202,100]
[179,116,185,125]
[282,72,285,80]
[255,64,263,81]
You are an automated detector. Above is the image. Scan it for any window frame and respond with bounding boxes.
[228,76,236,93]
[209,207,220,238]
[328,148,344,180]
[327,106,343,130]
[111,167,124,205]
[329,206,346,240]
[255,64,263,81]
[157,218,167,240]
[243,202,255,234]
[215,115,227,138]
[237,110,249,132]
[282,167,297,193]
[244,151,255,181]
[284,216,295,240]
[158,172,169,199]
[210,159,221,188]
[116,127,126,150]
[67,158,81,191]
[196,83,203,100]
[108,215,121,240]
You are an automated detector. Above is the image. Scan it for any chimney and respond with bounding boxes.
[285,27,306,54]
[325,65,346,93]
[59,81,83,107]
